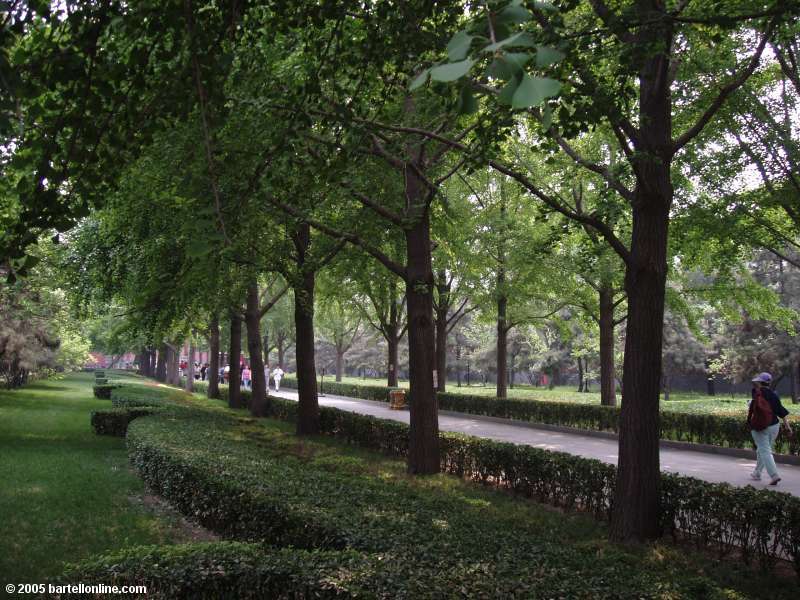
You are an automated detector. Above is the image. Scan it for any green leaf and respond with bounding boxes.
[535,46,565,68]
[409,69,430,91]
[429,59,476,82]
[446,30,474,62]
[542,103,553,130]
[496,3,532,24]
[186,239,212,258]
[533,1,557,10]
[483,32,537,54]
[511,75,561,109]
[498,76,522,105]
[457,86,479,115]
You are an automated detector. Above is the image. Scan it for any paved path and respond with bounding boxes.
[272,388,800,498]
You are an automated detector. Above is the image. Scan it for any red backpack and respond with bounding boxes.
[748,389,774,431]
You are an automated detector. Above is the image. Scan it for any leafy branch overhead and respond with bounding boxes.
[410,0,564,111]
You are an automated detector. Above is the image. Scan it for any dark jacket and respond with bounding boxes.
[751,387,789,427]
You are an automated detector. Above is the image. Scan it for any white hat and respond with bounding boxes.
[751,372,772,383]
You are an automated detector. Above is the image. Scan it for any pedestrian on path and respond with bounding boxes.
[272,366,284,392]
[748,372,791,486]
[242,365,252,390]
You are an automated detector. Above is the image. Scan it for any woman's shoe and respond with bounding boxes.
[749,471,762,481]
[768,476,781,486]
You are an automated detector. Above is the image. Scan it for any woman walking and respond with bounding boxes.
[748,372,791,485]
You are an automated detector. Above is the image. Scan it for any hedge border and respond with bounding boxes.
[116,383,800,576]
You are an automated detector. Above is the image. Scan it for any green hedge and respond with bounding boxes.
[116,407,780,595]
[60,543,376,599]
[116,386,800,579]
[91,407,161,436]
[280,376,398,403]
[437,392,800,455]
[92,384,115,399]
[275,377,800,455]
[110,384,178,409]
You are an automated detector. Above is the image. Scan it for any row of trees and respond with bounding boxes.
[4,0,799,544]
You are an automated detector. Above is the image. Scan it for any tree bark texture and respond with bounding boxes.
[496,292,508,399]
[228,311,243,409]
[185,338,195,393]
[404,197,439,475]
[208,315,221,399]
[609,7,673,541]
[335,349,344,382]
[293,223,320,435]
[599,285,617,406]
[246,282,269,417]
[155,344,167,382]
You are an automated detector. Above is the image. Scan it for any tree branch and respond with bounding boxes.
[673,19,775,151]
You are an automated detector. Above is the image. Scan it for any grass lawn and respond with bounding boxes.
[324,374,753,415]
[0,372,194,583]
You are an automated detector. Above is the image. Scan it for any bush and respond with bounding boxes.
[90,408,160,436]
[59,543,375,599]
[437,391,800,455]
[119,408,782,596]
[281,376,396,403]
[278,376,800,455]
[94,371,105,378]
[92,384,115,399]
[121,393,800,579]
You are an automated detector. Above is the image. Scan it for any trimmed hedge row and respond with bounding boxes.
[277,377,800,455]
[92,384,116,399]
[59,543,368,599]
[91,407,161,436]
[436,392,800,455]
[108,397,771,596]
[280,376,399,402]
[115,384,800,577]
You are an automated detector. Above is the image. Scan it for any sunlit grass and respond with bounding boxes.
[0,373,189,582]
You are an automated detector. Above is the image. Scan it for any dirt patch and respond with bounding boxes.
[128,492,219,543]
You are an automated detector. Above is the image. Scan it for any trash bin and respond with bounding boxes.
[388,389,407,410]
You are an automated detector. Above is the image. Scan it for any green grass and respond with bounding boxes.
[0,372,191,583]
[327,375,752,415]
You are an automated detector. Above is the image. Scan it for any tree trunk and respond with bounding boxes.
[435,307,448,393]
[434,269,449,393]
[789,364,798,405]
[228,311,243,409]
[277,336,285,369]
[166,345,180,386]
[208,315,221,399]
[404,196,439,475]
[387,326,399,387]
[335,347,344,382]
[246,282,269,417]
[263,332,270,370]
[137,348,148,375]
[599,285,617,406]
[293,223,320,435]
[577,356,584,392]
[610,150,671,541]
[155,344,167,382]
[704,359,715,396]
[496,293,508,399]
[185,337,195,393]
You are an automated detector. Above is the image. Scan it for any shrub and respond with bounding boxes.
[94,371,105,378]
[92,384,115,399]
[281,376,395,403]
[120,408,776,596]
[90,408,160,436]
[277,376,800,455]
[122,395,800,578]
[59,542,375,599]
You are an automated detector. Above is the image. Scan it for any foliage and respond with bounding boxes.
[91,407,161,437]
[111,381,800,582]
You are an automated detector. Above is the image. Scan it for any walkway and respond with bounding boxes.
[271,388,800,498]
